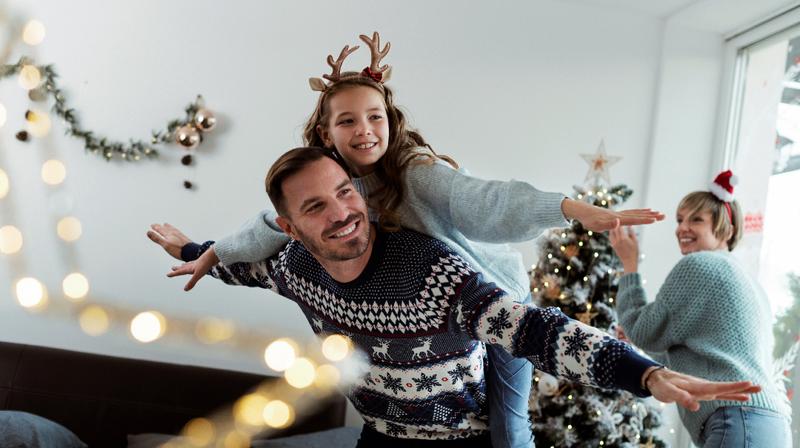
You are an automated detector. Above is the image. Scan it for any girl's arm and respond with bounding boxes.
[213,209,292,264]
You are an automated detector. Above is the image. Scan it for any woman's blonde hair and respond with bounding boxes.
[302,75,457,231]
[677,191,743,251]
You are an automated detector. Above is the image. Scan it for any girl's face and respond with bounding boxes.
[675,208,728,255]
[318,86,389,176]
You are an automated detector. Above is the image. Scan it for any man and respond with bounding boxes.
[149,147,760,447]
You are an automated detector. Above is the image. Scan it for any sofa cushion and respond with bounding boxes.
[0,411,87,448]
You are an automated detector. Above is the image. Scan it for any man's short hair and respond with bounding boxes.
[265,146,350,216]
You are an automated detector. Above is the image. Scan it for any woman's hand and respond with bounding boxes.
[609,226,640,273]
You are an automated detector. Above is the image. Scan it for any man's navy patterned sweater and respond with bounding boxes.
[185,229,658,440]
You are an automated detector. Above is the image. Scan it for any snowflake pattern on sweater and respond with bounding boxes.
[189,229,657,440]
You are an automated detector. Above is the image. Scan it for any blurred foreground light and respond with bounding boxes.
[234,393,269,426]
[57,217,82,241]
[263,400,293,428]
[321,334,351,361]
[79,305,109,336]
[63,272,89,300]
[195,317,235,344]
[264,339,297,372]
[314,364,341,388]
[27,111,51,137]
[16,277,45,308]
[183,418,215,446]
[41,159,65,184]
[0,225,23,254]
[223,432,250,448]
[22,20,46,45]
[18,65,41,90]
[284,357,315,389]
[0,169,9,198]
[130,311,166,343]
[0,103,6,127]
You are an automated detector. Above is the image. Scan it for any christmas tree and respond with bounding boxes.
[774,273,800,358]
[528,142,665,447]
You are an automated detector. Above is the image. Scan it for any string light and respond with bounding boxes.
[547,253,553,259]
[41,159,66,185]
[0,169,9,199]
[62,272,89,300]
[578,241,583,247]
[130,311,166,343]
[554,268,559,273]
[560,245,566,252]
[566,266,571,271]
[583,276,588,282]
[22,20,46,45]
[321,334,351,361]
[16,277,46,308]
[18,65,41,90]
[284,357,316,389]
[594,252,599,258]
[601,200,607,206]
[234,394,269,426]
[263,400,294,428]
[57,216,82,241]
[79,305,109,336]
[0,225,23,254]
[264,339,297,372]
[588,231,593,236]
[560,232,567,238]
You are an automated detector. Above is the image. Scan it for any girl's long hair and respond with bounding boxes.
[302,76,457,231]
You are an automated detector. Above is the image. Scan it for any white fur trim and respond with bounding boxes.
[709,182,734,202]
[729,174,739,186]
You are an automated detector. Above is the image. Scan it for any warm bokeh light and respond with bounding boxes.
[223,432,250,448]
[0,169,9,199]
[0,103,6,127]
[183,418,215,446]
[130,311,166,343]
[27,111,51,137]
[234,393,269,426]
[314,364,341,388]
[22,20,46,45]
[284,357,315,389]
[262,400,293,428]
[16,277,45,308]
[263,339,297,372]
[41,159,65,185]
[18,65,41,90]
[62,272,89,300]
[321,334,351,361]
[0,225,23,254]
[195,317,235,344]
[57,216,82,242]
[79,305,110,336]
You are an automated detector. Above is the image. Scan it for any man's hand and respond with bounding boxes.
[147,223,192,261]
[644,367,761,412]
[561,198,665,232]
[609,226,640,273]
[166,247,220,291]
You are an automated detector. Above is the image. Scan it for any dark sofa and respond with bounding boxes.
[0,341,348,447]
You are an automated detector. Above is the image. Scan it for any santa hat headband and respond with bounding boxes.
[709,170,737,222]
[308,32,393,92]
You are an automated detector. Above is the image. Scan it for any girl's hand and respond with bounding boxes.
[644,367,761,412]
[561,199,665,232]
[609,226,639,273]
[147,223,192,261]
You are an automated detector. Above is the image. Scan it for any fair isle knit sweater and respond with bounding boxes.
[617,250,791,445]
[212,158,568,303]
[188,229,658,441]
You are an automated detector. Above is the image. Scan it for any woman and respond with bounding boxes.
[609,170,792,447]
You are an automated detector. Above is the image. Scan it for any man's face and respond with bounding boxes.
[277,157,371,262]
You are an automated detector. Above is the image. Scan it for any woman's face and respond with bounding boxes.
[317,86,389,177]
[675,208,728,255]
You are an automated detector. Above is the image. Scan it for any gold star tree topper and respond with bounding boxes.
[581,140,621,187]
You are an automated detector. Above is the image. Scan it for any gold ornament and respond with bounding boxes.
[193,108,216,131]
[175,124,200,149]
[575,308,598,324]
[564,245,579,259]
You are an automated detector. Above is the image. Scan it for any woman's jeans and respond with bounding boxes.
[700,406,792,448]
[485,293,534,448]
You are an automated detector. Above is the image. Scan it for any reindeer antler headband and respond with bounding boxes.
[308,32,393,92]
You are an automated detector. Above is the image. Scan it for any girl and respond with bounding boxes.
[609,170,792,447]
[151,32,663,447]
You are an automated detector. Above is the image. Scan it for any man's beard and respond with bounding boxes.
[296,213,371,262]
